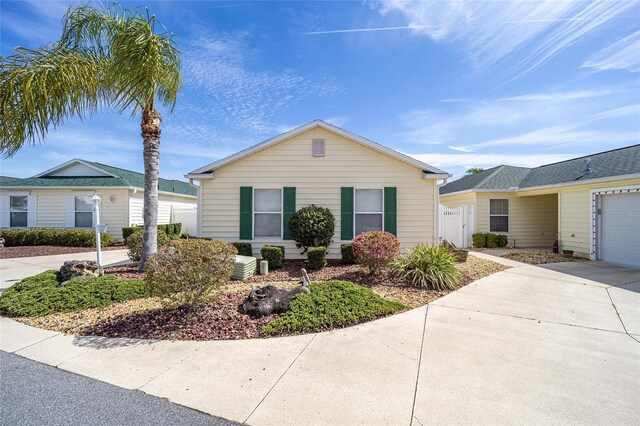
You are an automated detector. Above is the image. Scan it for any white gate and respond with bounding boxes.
[171,207,197,236]
[439,204,474,248]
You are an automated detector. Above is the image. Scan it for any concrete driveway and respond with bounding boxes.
[1,253,639,425]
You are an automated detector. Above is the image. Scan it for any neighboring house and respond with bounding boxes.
[186,120,449,259]
[439,145,640,268]
[0,159,197,240]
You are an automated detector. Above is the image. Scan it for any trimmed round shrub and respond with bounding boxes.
[261,245,284,269]
[232,242,253,257]
[471,233,486,248]
[125,230,171,262]
[352,231,400,274]
[495,234,508,248]
[341,243,355,265]
[393,244,461,291]
[262,280,405,335]
[0,228,116,247]
[307,246,327,270]
[145,239,237,309]
[288,205,335,252]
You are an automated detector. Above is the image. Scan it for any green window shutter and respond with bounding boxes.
[239,186,253,240]
[384,187,397,236]
[283,187,296,240]
[341,187,354,240]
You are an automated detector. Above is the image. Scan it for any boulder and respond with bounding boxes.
[59,260,101,284]
[242,285,310,318]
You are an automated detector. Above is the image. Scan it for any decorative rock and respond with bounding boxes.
[59,260,101,284]
[242,285,310,318]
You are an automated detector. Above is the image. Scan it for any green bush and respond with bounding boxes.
[0,228,116,247]
[495,234,508,248]
[352,231,400,274]
[261,245,284,269]
[288,205,335,252]
[486,233,498,248]
[0,270,148,317]
[307,246,327,270]
[262,281,404,335]
[471,233,486,248]
[393,244,461,291]
[122,223,182,240]
[341,243,355,265]
[146,239,237,309]
[125,230,171,262]
[232,242,253,257]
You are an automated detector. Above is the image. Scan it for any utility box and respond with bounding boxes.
[233,255,257,281]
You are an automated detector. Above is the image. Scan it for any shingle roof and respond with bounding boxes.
[0,160,196,197]
[440,145,640,195]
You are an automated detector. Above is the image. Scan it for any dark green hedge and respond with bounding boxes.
[472,233,508,248]
[232,242,253,257]
[122,223,182,240]
[0,271,148,317]
[307,246,327,270]
[340,243,355,264]
[261,245,284,269]
[0,229,116,247]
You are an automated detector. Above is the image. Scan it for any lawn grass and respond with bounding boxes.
[262,280,405,336]
[0,270,149,317]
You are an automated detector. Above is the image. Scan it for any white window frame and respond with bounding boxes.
[74,195,94,228]
[252,188,283,239]
[9,195,29,228]
[354,188,384,236]
[489,199,509,233]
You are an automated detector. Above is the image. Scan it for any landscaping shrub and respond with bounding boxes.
[288,205,335,252]
[145,239,237,309]
[232,242,253,257]
[0,228,116,247]
[122,223,182,240]
[495,234,508,248]
[471,233,486,248]
[352,231,400,274]
[125,230,171,262]
[262,280,404,335]
[261,245,284,269]
[393,244,461,290]
[341,243,355,265]
[307,246,327,270]
[485,233,498,248]
[0,270,148,317]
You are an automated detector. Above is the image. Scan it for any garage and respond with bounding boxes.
[597,192,640,269]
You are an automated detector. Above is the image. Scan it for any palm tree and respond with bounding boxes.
[465,167,485,175]
[0,4,181,270]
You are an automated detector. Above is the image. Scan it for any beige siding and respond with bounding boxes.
[198,127,439,258]
[474,192,558,247]
[440,192,475,208]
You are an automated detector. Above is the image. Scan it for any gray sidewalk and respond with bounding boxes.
[1,252,639,425]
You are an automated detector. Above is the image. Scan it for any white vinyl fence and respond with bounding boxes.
[439,204,474,248]
[171,207,198,236]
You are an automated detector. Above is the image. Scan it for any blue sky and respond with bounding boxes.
[1,0,639,181]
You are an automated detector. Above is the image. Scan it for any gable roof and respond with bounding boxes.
[1,159,196,197]
[187,120,449,178]
[440,144,640,195]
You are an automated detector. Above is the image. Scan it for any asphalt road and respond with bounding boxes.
[0,351,237,426]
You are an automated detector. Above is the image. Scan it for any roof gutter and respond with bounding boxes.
[0,185,197,199]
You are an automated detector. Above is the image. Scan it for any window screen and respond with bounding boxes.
[254,189,282,237]
[75,196,93,228]
[10,196,28,227]
[489,199,509,232]
[355,189,383,235]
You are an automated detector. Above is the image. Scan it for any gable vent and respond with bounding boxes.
[312,139,325,157]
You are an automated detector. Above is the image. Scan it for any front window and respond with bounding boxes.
[10,196,28,227]
[355,189,383,235]
[75,196,93,228]
[254,189,282,237]
[490,199,509,232]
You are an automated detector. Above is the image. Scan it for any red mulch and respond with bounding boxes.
[104,264,144,280]
[0,245,125,259]
[83,292,277,340]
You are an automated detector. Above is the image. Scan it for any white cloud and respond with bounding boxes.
[377,0,639,78]
[408,152,576,170]
[324,115,350,127]
[582,30,640,73]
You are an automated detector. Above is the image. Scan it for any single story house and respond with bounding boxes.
[0,159,197,240]
[439,145,640,268]
[186,120,450,259]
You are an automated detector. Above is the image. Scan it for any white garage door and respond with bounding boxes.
[598,192,640,268]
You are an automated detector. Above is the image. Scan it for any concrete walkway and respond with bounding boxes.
[1,253,639,425]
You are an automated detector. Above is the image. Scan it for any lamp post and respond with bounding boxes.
[92,195,102,270]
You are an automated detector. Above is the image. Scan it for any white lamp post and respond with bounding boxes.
[92,195,102,269]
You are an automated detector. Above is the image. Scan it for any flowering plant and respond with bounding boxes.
[352,231,400,274]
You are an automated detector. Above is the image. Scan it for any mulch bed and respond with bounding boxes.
[18,255,510,341]
[501,250,589,264]
[0,245,125,259]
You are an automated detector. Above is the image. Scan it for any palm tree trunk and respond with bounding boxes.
[139,108,161,272]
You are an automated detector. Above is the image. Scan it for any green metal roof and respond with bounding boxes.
[0,160,196,197]
[440,145,640,195]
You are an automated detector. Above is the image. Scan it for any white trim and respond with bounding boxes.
[252,188,283,239]
[0,185,196,199]
[8,195,29,228]
[588,184,640,261]
[33,158,119,178]
[354,188,384,237]
[187,120,447,178]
